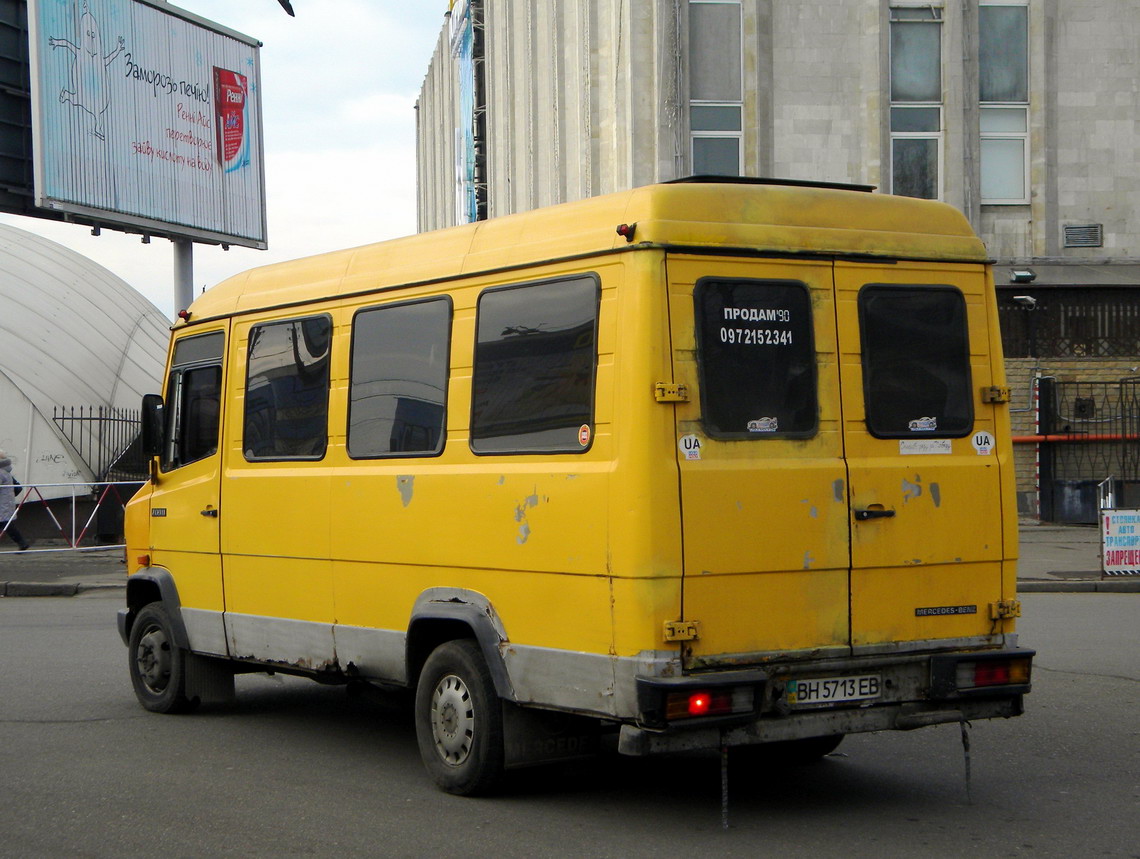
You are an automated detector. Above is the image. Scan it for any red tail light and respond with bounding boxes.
[664,688,751,721]
[956,657,1031,689]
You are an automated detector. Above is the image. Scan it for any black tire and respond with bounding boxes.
[738,734,845,766]
[128,603,197,714]
[414,639,505,796]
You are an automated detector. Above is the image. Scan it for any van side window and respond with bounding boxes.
[244,315,332,460]
[163,331,224,470]
[694,279,817,438]
[471,276,599,453]
[348,298,451,457]
[858,284,973,438]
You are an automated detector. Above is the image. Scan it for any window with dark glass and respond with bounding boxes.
[689,1,743,176]
[471,276,598,453]
[163,331,224,470]
[349,298,450,457]
[890,6,943,199]
[979,2,1029,203]
[695,279,817,439]
[859,285,973,438]
[979,4,1028,103]
[243,315,331,460]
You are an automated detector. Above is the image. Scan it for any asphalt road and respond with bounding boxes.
[0,592,1136,858]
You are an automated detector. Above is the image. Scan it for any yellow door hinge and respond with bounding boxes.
[982,386,1011,404]
[655,382,689,403]
[664,620,701,642]
[989,599,1021,620]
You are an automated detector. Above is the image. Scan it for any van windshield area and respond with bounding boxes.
[694,279,817,439]
[858,284,973,438]
[163,331,224,470]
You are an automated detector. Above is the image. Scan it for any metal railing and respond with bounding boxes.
[51,406,147,481]
[1,481,145,552]
[1098,476,1118,512]
[998,287,1140,358]
[1044,379,1140,482]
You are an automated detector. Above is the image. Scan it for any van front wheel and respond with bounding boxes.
[128,603,197,714]
[415,639,505,795]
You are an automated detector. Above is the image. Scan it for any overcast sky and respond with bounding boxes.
[0,1,447,318]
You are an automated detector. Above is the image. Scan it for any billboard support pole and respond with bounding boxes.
[173,239,194,316]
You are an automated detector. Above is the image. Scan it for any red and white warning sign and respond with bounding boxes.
[1101,509,1140,576]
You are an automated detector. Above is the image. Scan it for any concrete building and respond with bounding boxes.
[416,0,1140,519]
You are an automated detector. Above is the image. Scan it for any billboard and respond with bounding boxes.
[27,0,266,248]
[450,0,476,225]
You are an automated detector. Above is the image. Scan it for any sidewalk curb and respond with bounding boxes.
[1,581,125,597]
[3,581,79,597]
[77,583,127,594]
[1019,580,1140,593]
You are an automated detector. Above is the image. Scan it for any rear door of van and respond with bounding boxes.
[834,261,1005,651]
[667,256,852,668]
[669,255,1006,669]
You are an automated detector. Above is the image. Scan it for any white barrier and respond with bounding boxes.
[1,481,145,551]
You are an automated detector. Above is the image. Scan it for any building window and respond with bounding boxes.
[889,6,942,199]
[689,0,742,176]
[980,2,1029,204]
[348,298,451,458]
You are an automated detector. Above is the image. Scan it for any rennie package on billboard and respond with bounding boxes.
[213,67,250,173]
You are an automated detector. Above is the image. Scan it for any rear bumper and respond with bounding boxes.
[620,647,1033,756]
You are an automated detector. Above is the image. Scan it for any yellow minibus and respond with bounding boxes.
[120,178,1033,795]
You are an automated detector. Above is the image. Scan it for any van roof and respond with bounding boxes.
[186,181,987,321]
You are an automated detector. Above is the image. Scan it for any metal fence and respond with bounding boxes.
[51,406,147,481]
[0,481,144,551]
[997,287,1140,359]
[1036,378,1140,521]
[1042,379,1140,481]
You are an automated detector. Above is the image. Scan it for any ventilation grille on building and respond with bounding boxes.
[1063,224,1104,248]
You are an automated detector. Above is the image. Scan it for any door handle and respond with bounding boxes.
[854,508,895,521]
[200,507,219,518]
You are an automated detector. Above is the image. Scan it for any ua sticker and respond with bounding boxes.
[972,431,995,455]
[679,434,702,461]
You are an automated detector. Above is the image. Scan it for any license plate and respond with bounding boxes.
[788,674,882,706]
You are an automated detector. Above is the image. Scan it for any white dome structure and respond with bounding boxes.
[0,223,169,495]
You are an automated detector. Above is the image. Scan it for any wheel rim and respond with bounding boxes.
[429,673,474,766]
[135,622,172,695]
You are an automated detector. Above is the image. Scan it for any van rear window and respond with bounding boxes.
[471,276,598,454]
[858,284,973,438]
[695,279,817,438]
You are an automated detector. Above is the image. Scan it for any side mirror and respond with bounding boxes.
[141,394,165,458]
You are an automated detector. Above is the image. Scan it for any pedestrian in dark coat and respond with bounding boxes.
[0,450,31,551]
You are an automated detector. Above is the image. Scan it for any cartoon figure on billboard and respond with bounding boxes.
[48,2,125,140]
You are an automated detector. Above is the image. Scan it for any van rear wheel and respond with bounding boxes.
[415,639,505,795]
[128,603,197,714]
